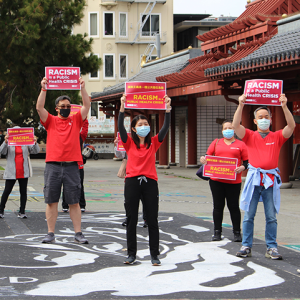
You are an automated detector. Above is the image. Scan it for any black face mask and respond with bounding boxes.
[59,108,71,118]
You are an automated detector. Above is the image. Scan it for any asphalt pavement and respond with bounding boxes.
[0,158,299,299]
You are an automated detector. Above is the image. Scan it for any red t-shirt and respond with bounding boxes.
[242,129,288,183]
[207,138,248,184]
[123,134,162,181]
[41,112,83,162]
[15,146,24,179]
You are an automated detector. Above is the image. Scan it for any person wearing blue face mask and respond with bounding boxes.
[118,94,171,266]
[200,120,248,242]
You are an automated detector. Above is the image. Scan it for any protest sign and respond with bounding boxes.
[117,132,131,152]
[45,67,81,90]
[203,155,238,180]
[244,79,283,106]
[7,127,35,146]
[125,82,166,110]
[70,104,82,117]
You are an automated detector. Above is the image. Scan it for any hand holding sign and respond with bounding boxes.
[41,77,48,90]
[164,95,171,112]
[279,94,287,108]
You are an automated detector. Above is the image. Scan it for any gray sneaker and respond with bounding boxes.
[42,232,55,243]
[124,255,136,264]
[151,255,161,266]
[236,246,252,258]
[74,232,88,244]
[265,248,283,260]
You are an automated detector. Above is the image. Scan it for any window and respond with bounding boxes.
[89,54,99,79]
[119,54,127,79]
[142,14,160,36]
[104,12,114,36]
[104,54,115,79]
[119,13,127,37]
[89,12,99,37]
[90,102,98,119]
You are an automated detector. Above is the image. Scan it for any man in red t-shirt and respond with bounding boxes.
[36,77,91,244]
[232,94,295,260]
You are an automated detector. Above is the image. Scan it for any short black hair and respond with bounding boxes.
[55,95,71,106]
[254,106,272,118]
[221,119,233,130]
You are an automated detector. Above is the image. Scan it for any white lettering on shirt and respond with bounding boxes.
[266,142,275,145]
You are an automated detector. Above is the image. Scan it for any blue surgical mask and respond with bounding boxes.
[222,129,234,139]
[257,119,270,131]
[135,126,150,137]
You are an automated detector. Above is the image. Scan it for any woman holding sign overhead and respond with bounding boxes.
[200,120,248,242]
[0,128,40,218]
[118,94,171,266]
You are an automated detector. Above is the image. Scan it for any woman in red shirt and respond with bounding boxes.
[118,94,171,266]
[200,120,248,242]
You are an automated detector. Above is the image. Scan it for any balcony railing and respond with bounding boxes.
[115,31,167,44]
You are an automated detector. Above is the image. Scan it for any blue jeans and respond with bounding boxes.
[242,185,277,249]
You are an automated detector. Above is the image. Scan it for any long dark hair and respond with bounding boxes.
[131,115,151,149]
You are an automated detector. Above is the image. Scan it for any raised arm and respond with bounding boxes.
[118,94,128,143]
[280,94,296,138]
[232,94,246,139]
[36,77,49,123]
[79,77,91,121]
[158,95,171,142]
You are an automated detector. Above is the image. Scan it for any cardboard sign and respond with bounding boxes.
[125,82,166,110]
[244,79,283,106]
[45,67,81,90]
[70,104,82,117]
[203,155,238,180]
[117,132,131,152]
[7,127,35,146]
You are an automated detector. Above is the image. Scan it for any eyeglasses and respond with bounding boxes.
[57,105,71,109]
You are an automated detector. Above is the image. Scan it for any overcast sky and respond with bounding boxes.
[173,0,247,17]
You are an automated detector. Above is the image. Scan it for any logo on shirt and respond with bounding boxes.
[266,142,275,145]
[230,147,240,150]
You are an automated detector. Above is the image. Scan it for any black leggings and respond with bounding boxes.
[209,180,241,232]
[124,176,159,257]
[0,178,28,213]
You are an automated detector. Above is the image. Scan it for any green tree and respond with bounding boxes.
[0,0,101,141]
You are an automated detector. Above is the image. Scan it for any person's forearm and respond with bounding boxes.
[118,112,128,143]
[158,112,170,142]
[81,87,91,110]
[36,90,46,112]
[232,104,243,130]
[282,105,296,129]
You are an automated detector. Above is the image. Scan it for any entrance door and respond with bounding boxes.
[179,117,186,167]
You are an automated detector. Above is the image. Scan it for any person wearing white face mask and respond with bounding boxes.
[118,94,171,266]
[200,121,248,242]
[233,94,296,260]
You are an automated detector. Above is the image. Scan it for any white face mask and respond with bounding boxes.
[256,119,270,131]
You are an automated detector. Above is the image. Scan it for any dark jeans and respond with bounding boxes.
[0,178,28,213]
[62,168,85,209]
[124,176,159,257]
[209,180,242,232]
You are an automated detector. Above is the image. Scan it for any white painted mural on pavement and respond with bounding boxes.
[0,213,284,297]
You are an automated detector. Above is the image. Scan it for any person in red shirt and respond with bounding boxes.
[36,77,90,244]
[118,94,171,266]
[233,94,295,260]
[0,133,40,218]
[200,120,248,242]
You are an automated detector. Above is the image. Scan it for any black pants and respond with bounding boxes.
[62,168,85,209]
[123,195,147,220]
[209,180,241,232]
[124,176,159,257]
[0,178,28,213]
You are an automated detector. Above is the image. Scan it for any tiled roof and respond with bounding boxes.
[205,28,300,77]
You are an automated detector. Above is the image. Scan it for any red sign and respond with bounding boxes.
[203,155,238,180]
[117,132,131,152]
[45,67,81,90]
[7,127,35,146]
[125,82,166,110]
[244,79,283,106]
[70,104,82,117]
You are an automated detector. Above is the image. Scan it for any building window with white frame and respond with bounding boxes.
[89,12,99,37]
[89,54,99,79]
[119,54,127,79]
[142,14,160,36]
[104,54,115,79]
[119,12,127,37]
[104,12,114,36]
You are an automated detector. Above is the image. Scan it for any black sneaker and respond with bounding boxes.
[233,231,242,242]
[122,218,128,227]
[80,207,86,212]
[18,213,27,219]
[212,230,222,241]
[151,255,161,266]
[236,246,252,258]
[62,208,69,213]
[0,211,4,219]
[143,220,148,228]
[74,232,88,244]
[42,232,55,243]
[124,255,136,264]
